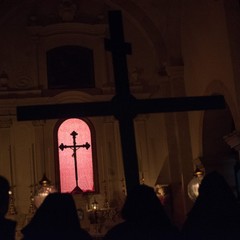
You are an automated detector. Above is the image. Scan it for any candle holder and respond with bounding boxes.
[28,185,37,215]
[87,197,117,234]
[120,177,126,196]
[24,185,37,225]
[7,186,17,216]
[34,174,57,208]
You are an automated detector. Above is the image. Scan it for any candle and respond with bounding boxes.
[138,141,143,172]
[48,147,50,164]
[107,142,113,182]
[29,147,33,186]
[100,146,105,180]
[32,144,36,187]
[9,145,14,186]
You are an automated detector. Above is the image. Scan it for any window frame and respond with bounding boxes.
[47,45,95,89]
[54,117,99,194]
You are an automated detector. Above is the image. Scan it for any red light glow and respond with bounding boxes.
[58,118,94,193]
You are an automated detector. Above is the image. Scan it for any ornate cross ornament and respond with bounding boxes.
[59,130,90,194]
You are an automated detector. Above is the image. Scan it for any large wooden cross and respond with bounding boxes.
[16,11,225,194]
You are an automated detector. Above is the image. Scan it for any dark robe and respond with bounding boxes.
[103,184,180,240]
[181,171,240,240]
[21,193,92,240]
[0,217,16,240]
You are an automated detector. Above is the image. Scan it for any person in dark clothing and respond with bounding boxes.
[0,175,17,240]
[21,192,92,240]
[103,184,180,240]
[181,171,240,240]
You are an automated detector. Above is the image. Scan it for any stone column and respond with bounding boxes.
[164,66,194,226]
[32,120,48,185]
[101,116,124,206]
[0,117,13,183]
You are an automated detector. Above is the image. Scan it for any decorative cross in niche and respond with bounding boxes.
[59,130,90,194]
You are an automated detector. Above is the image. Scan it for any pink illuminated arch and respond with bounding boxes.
[57,118,96,193]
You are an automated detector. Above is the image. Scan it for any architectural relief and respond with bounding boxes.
[15,77,31,90]
[0,117,12,128]
[27,0,108,26]
[58,0,77,22]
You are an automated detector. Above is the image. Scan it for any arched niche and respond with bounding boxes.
[202,103,236,189]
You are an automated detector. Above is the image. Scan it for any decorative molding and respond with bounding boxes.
[166,66,184,79]
[27,0,108,27]
[32,120,45,127]
[0,117,12,128]
[58,0,78,22]
[103,116,116,123]
[15,76,32,89]
[0,89,41,98]
[27,23,107,38]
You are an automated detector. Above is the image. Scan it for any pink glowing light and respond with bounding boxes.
[58,118,94,193]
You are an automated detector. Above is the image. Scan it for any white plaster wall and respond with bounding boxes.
[182,0,238,159]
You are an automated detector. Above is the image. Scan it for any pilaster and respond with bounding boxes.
[165,66,194,225]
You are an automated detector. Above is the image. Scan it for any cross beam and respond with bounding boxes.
[16,95,225,120]
[16,10,225,194]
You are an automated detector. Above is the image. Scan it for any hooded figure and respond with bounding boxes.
[103,184,180,240]
[181,171,240,240]
[0,175,17,240]
[21,192,92,240]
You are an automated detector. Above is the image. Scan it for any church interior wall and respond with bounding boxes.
[224,0,240,109]
[1,0,240,236]
[182,1,240,196]
[0,107,172,230]
[182,0,236,99]
[142,113,170,186]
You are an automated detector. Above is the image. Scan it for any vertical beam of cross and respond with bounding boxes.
[105,11,132,96]
[59,130,90,194]
[105,11,140,192]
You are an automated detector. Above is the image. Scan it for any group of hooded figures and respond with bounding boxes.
[1,170,240,240]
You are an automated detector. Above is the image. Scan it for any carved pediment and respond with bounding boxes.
[27,0,110,26]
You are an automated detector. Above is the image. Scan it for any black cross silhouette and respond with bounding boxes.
[59,130,90,194]
[16,10,225,194]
